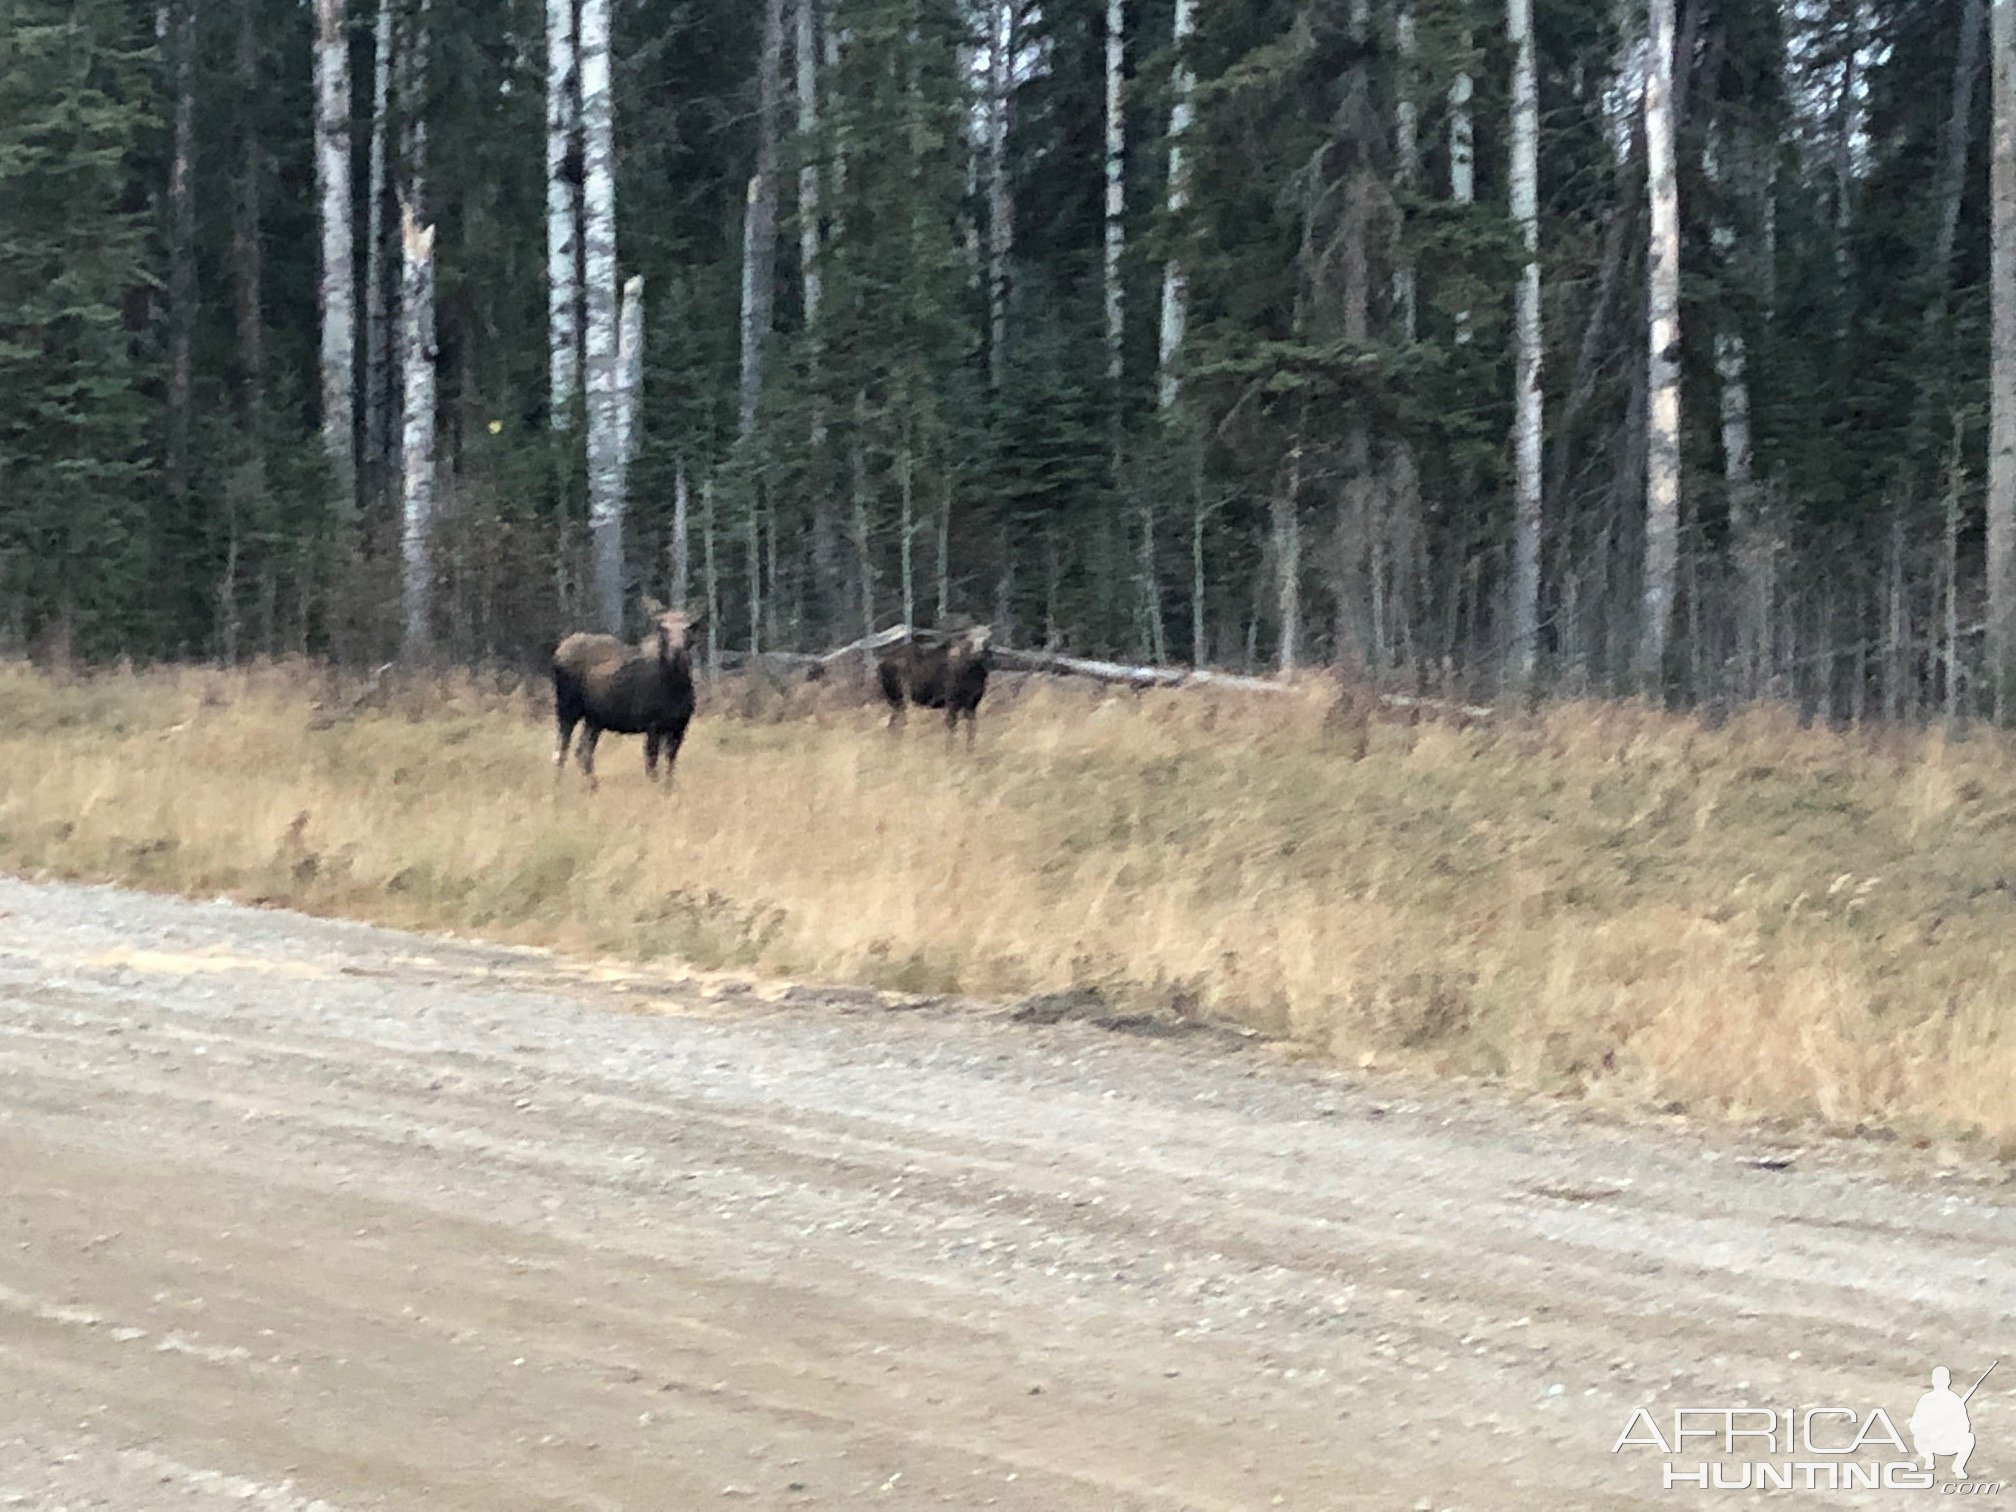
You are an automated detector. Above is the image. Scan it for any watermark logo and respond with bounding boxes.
[1612,1362,2001,1493]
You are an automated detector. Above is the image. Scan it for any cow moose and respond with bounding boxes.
[877,624,993,749]
[552,599,702,790]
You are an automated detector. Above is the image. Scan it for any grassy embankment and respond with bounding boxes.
[3,658,2014,1146]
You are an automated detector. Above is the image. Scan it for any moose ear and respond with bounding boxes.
[642,594,666,618]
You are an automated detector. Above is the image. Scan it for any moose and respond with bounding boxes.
[552,598,702,790]
[877,624,993,749]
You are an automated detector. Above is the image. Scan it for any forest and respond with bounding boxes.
[0,0,2007,718]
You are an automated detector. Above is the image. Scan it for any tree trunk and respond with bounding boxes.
[703,477,721,678]
[546,0,581,432]
[231,0,264,431]
[399,204,437,656]
[580,0,623,634]
[1103,0,1125,387]
[362,0,395,500]
[740,0,786,440]
[1935,0,1989,324]
[1276,433,1304,674]
[899,412,916,630]
[1704,124,1764,698]
[936,474,952,621]
[1392,2,1417,341]
[670,459,690,612]
[1639,0,1683,691]
[1155,0,1196,410]
[1995,0,2016,718]
[1448,36,1474,344]
[796,0,823,394]
[852,394,876,656]
[165,0,196,502]
[986,0,1014,388]
[615,272,644,535]
[1946,422,1966,722]
[1191,472,1207,666]
[1508,0,1542,689]
[314,0,356,515]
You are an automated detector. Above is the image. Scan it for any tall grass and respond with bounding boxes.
[4,658,2015,1145]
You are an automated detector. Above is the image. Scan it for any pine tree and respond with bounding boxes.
[0,0,154,652]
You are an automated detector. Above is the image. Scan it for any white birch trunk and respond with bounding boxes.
[738,176,766,442]
[1508,0,1542,685]
[615,273,644,516]
[986,0,1014,389]
[796,0,822,352]
[399,204,437,655]
[314,0,356,512]
[740,0,786,439]
[1392,2,1418,342]
[1706,129,1763,694]
[1102,0,1125,385]
[1449,40,1475,345]
[580,0,623,633]
[899,415,916,630]
[166,0,196,499]
[1155,0,1196,410]
[546,0,581,430]
[1991,0,2016,715]
[1639,0,1683,688]
[670,459,690,611]
[362,0,394,487]
[823,19,845,249]
[1277,433,1305,674]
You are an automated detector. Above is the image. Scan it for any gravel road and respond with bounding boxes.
[0,874,2011,1511]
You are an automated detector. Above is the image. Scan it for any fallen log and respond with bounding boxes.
[715,626,1495,720]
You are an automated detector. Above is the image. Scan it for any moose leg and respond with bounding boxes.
[878,665,907,734]
[657,717,691,785]
[554,712,578,778]
[644,731,662,781]
[576,725,602,791]
[963,708,977,752]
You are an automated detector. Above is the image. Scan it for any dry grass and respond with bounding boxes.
[5,658,2016,1147]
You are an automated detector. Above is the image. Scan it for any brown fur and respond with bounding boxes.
[552,600,702,790]
[877,625,993,749]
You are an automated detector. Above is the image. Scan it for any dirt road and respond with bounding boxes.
[0,876,2010,1510]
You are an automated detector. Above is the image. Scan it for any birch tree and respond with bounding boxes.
[796,0,822,368]
[399,203,436,654]
[164,0,196,501]
[1392,2,1417,342]
[1508,0,1542,686]
[313,0,356,512]
[1991,0,2016,715]
[362,0,395,497]
[1449,37,1474,344]
[1102,0,1124,386]
[616,274,644,502]
[739,0,786,439]
[986,0,1014,388]
[546,0,581,432]
[670,459,690,611]
[1155,0,1196,410]
[579,0,624,633]
[1640,0,1683,688]
[1706,125,1764,695]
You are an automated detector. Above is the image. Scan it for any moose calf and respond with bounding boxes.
[552,599,702,790]
[877,624,993,749]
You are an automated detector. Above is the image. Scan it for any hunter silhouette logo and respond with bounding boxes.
[1910,1363,1994,1481]
[1613,1361,2001,1492]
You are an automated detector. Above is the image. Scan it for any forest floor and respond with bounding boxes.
[2,658,2016,1147]
[1,873,2012,1509]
